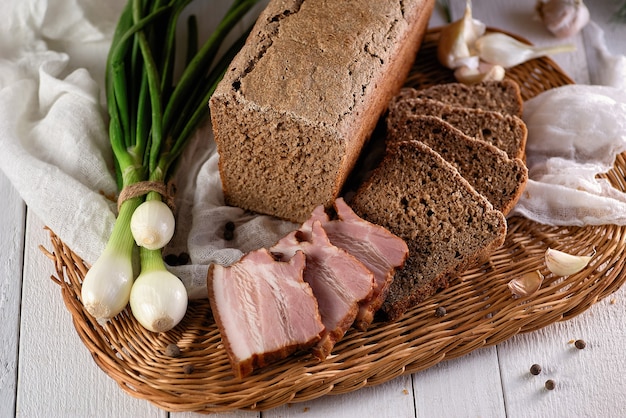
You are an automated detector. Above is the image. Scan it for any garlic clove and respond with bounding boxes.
[508,270,545,298]
[545,247,593,276]
[536,0,590,39]
[475,32,576,68]
[454,62,505,84]
[437,0,486,69]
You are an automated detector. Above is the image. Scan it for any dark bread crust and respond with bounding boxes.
[210,0,436,223]
[350,140,507,321]
[387,96,528,160]
[387,115,528,216]
[394,80,524,117]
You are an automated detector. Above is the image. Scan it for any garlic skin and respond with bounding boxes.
[130,270,188,333]
[536,0,590,38]
[508,270,545,298]
[545,248,593,276]
[475,32,576,68]
[437,0,486,69]
[454,62,505,84]
[130,200,175,250]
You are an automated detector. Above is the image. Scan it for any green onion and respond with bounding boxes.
[81,0,259,330]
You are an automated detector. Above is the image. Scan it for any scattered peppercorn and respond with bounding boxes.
[224,229,234,241]
[225,221,236,231]
[183,364,195,374]
[434,306,447,317]
[530,364,542,375]
[177,252,190,265]
[164,253,179,266]
[545,379,556,390]
[165,343,181,358]
[574,339,586,349]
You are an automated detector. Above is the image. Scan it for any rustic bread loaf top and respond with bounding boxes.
[210,0,435,222]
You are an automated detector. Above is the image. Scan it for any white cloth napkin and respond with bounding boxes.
[509,22,626,226]
[0,0,294,299]
[1,2,625,299]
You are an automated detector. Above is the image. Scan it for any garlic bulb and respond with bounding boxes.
[508,270,545,298]
[475,32,576,68]
[437,0,486,69]
[536,0,590,38]
[454,62,506,84]
[545,248,593,276]
[130,270,188,333]
[130,200,175,250]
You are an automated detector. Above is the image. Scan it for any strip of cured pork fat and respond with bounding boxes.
[207,248,324,379]
[271,221,374,360]
[301,198,409,330]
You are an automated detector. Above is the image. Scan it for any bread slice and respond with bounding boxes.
[350,140,507,321]
[209,0,435,223]
[387,115,528,215]
[394,80,523,117]
[387,97,527,160]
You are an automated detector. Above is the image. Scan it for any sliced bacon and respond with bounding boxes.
[207,248,324,379]
[271,221,374,360]
[301,198,409,330]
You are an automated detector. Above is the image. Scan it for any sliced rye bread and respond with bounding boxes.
[387,115,528,216]
[387,97,527,160]
[350,140,507,321]
[393,80,523,117]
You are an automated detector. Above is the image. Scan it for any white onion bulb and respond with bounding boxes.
[81,247,134,321]
[130,200,175,250]
[130,270,188,333]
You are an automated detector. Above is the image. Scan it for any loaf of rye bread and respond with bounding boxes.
[350,140,507,321]
[387,115,528,216]
[394,80,524,117]
[387,97,528,160]
[210,0,435,223]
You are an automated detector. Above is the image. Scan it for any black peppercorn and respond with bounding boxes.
[165,343,181,358]
[530,364,542,375]
[164,253,179,266]
[434,306,447,317]
[224,229,234,241]
[545,379,556,390]
[574,339,586,349]
[225,221,236,231]
[183,364,195,374]
[177,252,190,265]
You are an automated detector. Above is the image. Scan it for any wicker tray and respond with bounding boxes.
[45,28,626,413]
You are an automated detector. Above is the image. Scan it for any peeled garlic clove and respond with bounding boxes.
[536,0,590,38]
[437,0,486,69]
[508,270,545,298]
[475,32,576,68]
[545,247,593,276]
[454,62,505,84]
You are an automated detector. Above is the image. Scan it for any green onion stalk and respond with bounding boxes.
[81,0,259,332]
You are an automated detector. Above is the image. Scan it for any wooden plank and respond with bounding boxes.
[497,290,626,416]
[16,212,165,417]
[413,346,506,417]
[0,171,25,418]
[263,375,415,418]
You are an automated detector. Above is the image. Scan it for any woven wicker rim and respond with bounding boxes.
[44,28,626,414]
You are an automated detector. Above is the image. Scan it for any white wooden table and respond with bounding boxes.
[3,1,626,417]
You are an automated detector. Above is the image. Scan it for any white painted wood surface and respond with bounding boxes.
[3,1,626,417]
